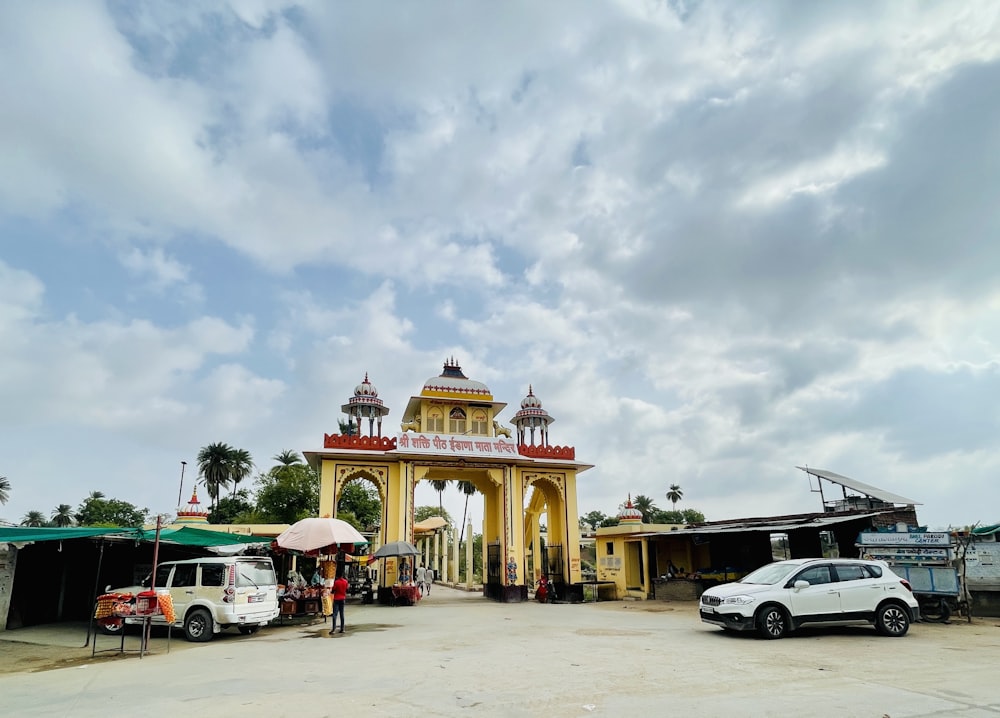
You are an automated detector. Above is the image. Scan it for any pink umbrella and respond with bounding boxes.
[275,518,367,553]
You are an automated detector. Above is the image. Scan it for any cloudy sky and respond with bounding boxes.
[1,1,998,531]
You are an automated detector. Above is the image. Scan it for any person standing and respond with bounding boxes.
[329,572,349,635]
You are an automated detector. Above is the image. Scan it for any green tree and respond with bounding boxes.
[21,510,47,527]
[338,480,381,530]
[208,490,256,524]
[197,442,234,509]
[457,480,478,543]
[255,464,320,523]
[632,495,656,522]
[649,508,705,525]
[666,484,683,508]
[581,511,608,532]
[429,479,448,512]
[228,448,254,498]
[50,503,74,527]
[273,450,302,466]
[415,505,453,526]
[0,476,10,505]
[338,419,356,436]
[75,495,148,527]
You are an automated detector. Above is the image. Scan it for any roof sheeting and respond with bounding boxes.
[0,526,271,548]
[414,516,448,534]
[796,467,922,506]
[131,526,272,547]
[634,512,886,538]
[0,527,133,544]
[972,524,1000,536]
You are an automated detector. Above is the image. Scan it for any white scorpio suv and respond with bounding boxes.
[699,558,921,639]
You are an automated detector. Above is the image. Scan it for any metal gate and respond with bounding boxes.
[485,541,502,601]
[546,543,563,601]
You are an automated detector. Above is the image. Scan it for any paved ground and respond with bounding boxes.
[3,585,1000,717]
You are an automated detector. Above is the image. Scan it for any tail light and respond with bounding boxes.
[900,579,913,593]
[223,564,237,602]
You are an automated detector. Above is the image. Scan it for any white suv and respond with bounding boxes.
[699,558,920,639]
[104,556,280,642]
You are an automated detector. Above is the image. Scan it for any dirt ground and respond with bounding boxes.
[0,615,317,675]
[2,601,996,676]
[4,591,1000,716]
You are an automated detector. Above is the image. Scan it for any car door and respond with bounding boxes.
[834,563,884,617]
[787,564,841,621]
[168,563,198,625]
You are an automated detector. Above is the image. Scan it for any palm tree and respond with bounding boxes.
[51,504,74,527]
[197,442,234,509]
[457,480,478,544]
[666,484,683,509]
[229,448,254,498]
[632,494,656,522]
[21,510,46,527]
[273,450,302,466]
[0,476,10,505]
[87,490,105,501]
[430,480,448,512]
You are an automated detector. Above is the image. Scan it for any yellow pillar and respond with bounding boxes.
[466,520,474,590]
[640,539,650,596]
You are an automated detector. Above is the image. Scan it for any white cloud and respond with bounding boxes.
[2,2,1000,532]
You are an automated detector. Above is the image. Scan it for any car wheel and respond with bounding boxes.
[184,608,214,642]
[238,625,260,635]
[920,598,951,623]
[756,605,789,639]
[99,620,124,636]
[875,602,910,637]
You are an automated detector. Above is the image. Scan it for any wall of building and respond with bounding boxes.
[596,535,626,598]
[0,544,16,631]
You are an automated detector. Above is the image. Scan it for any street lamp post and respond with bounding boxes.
[176,460,187,508]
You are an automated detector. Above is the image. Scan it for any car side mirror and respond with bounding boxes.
[793,580,810,590]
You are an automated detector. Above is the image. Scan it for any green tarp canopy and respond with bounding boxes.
[0,525,271,548]
[0,526,133,544]
[128,526,271,547]
[971,524,1000,536]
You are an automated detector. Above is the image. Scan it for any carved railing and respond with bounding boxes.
[322,434,397,451]
[517,444,575,460]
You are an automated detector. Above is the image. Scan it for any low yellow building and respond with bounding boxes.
[595,498,690,599]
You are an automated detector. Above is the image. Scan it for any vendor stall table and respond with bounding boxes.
[278,597,325,623]
[91,591,171,658]
[391,584,421,606]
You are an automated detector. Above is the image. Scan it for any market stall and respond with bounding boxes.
[391,584,421,606]
[272,519,372,622]
[92,589,174,656]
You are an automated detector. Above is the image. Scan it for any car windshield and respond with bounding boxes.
[235,560,276,588]
[740,562,798,585]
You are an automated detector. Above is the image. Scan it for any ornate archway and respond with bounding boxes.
[305,360,592,603]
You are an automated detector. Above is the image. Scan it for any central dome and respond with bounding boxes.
[420,357,493,400]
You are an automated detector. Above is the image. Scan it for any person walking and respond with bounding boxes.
[425,563,432,594]
[329,572,349,635]
[415,564,427,596]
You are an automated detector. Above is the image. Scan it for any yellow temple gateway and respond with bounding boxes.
[304,359,593,603]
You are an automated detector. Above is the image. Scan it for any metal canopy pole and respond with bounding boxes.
[84,539,106,649]
[141,516,163,657]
